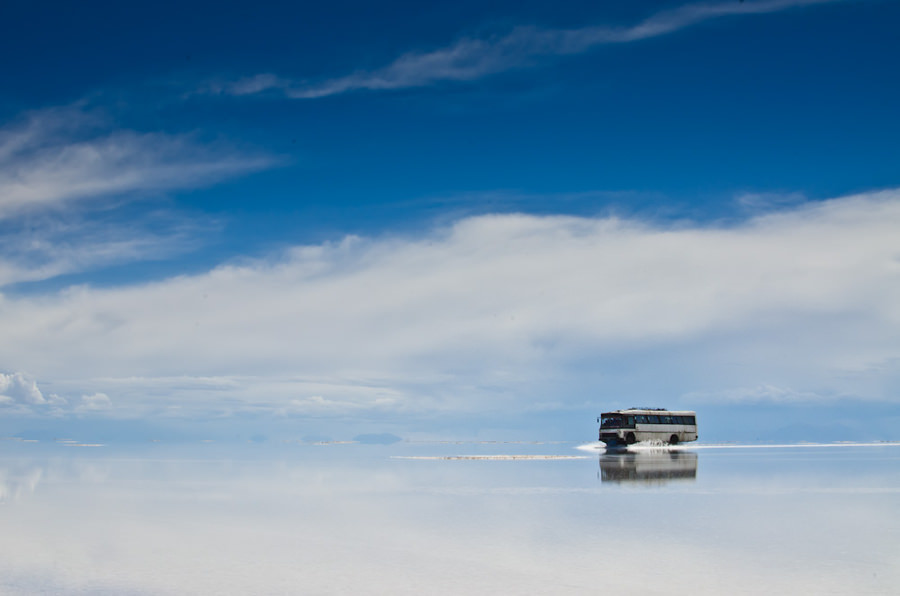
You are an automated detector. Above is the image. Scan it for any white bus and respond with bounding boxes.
[598,408,698,446]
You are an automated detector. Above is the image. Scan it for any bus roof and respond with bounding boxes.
[601,409,696,416]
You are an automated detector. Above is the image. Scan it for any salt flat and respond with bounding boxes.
[1,441,898,595]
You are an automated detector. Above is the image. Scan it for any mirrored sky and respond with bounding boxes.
[1,443,898,594]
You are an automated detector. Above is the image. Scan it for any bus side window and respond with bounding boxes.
[626,416,635,427]
[685,416,695,425]
[662,416,673,424]
[636,415,647,424]
[648,415,659,423]
[674,416,685,424]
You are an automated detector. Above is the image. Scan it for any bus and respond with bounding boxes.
[598,408,697,446]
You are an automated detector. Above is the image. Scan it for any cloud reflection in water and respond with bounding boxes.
[0,443,897,594]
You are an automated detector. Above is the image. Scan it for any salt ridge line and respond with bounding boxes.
[392,455,590,460]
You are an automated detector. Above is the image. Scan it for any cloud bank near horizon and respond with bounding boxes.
[209,0,844,99]
[2,188,899,419]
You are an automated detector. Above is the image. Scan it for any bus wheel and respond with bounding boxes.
[669,435,679,445]
[625,433,636,445]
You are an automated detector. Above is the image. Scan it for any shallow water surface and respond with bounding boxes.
[1,441,898,594]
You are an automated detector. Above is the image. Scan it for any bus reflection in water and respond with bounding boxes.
[598,451,698,484]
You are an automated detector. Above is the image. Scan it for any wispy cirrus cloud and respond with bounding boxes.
[0,210,216,288]
[211,0,844,99]
[0,105,275,219]
[0,105,275,288]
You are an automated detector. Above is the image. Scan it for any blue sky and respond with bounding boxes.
[1,0,899,442]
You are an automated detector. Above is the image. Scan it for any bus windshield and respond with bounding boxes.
[600,415,624,428]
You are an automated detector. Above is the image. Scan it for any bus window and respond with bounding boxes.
[662,416,673,424]
[648,415,660,423]
[626,416,635,427]
[635,415,647,424]
[685,416,696,425]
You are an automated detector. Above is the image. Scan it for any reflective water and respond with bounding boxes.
[1,441,898,594]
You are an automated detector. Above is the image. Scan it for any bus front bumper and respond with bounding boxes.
[600,432,624,445]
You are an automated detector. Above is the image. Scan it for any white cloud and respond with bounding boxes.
[0,372,71,417]
[0,210,218,288]
[78,393,112,411]
[0,105,273,288]
[212,0,844,99]
[0,372,45,405]
[685,383,826,404]
[0,105,274,219]
[0,189,898,417]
